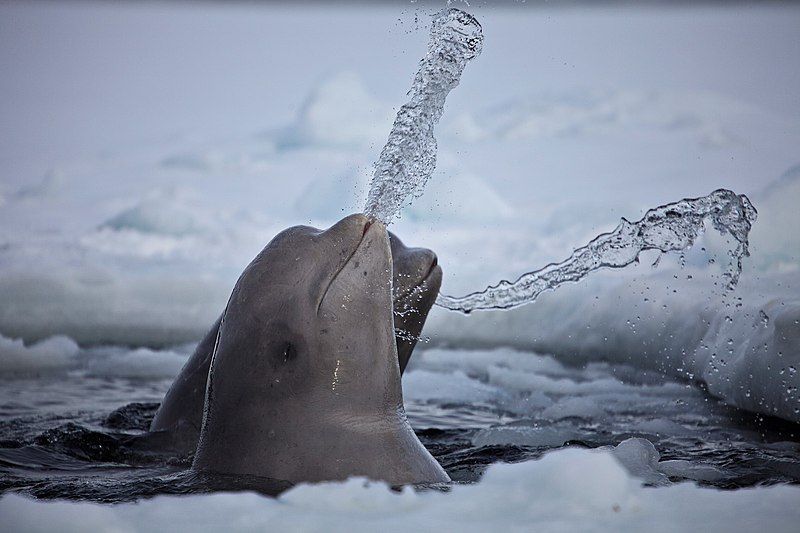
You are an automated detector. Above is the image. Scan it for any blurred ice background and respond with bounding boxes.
[1,0,799,529]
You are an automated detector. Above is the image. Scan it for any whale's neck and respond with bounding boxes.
[193,385,447,485]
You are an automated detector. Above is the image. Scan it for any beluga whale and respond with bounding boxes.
[150,233,441,453]
[192,214,449,485]
[389,233,441,373]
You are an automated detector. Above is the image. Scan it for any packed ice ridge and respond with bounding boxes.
[4,442,800,531]
[436,189,757,313]
[363,8,483,224]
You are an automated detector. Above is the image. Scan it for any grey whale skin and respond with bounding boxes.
[192,214,449,484]
[150,231,442,452]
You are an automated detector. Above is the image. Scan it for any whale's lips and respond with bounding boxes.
[412,253,440,290]
[424,254,439,279]
[393,250,440,304]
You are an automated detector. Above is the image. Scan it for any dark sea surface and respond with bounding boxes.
[2,349,799,504]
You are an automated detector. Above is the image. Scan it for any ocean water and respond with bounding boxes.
[2,344,800,490]
[1,344,800,530]
[1,1,799,530]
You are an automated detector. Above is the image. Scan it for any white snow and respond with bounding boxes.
[83,345,192,380]
[1,444,798,533]
[0,334,79,376]
[272,71,394,150]
[427,271,800,422]
[0,332,193,380]
[402,369,505,404]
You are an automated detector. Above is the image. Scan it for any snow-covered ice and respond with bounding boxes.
[2,444,799,533]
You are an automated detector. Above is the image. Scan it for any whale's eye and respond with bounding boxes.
[282,343,297,362]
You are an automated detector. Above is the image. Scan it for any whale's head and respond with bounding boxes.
[389,233,442,373]
[205,214,401,415]
[195,213,450,484]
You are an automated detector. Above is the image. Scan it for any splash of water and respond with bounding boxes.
[363,8,483,224]
[436,189,758,314]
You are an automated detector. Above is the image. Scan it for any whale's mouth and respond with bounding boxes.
[316,218,384,313]
[420,256,440,284]
[394,256,440,304]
